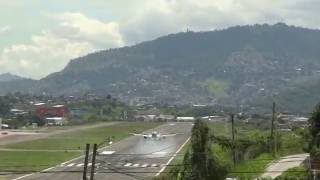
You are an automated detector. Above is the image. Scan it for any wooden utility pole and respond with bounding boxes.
[231,114,236,166]
[83,144,90,180]
[90,144,98,180]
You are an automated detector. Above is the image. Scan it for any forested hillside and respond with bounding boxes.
[1,23,320,113]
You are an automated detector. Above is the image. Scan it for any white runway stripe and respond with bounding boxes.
[124,163,132,167]
[88,163,92,167]
[152,151,167,155]
[60,162,67,166]
[100,151,116,155]
[76,163,84,167]
[67,163,75,167]
[133,164,139,167]
[141,164,149,168]
[151,164,158,167]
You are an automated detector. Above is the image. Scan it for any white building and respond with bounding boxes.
[176,117,195,121]
[46,117,67,126]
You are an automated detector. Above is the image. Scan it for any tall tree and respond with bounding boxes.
[308,104,320,159]
[0,97,10,117]
[181,119,228,180]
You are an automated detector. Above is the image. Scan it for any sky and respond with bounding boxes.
[1,0,320,79]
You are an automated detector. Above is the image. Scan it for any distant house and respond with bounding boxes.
[51,105,69,117]
[46,117,67,126]
[34,103,69,118]
[176,117,195,121]
[10,109,27,115]
[70,108,87,118]
[34,103,48,117]
[134,108,161,121]
[291,117,309,127]
[134,115,156,121]
[201,116,222,121]
[157,115,175,121]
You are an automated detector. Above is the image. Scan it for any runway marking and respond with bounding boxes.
[67,163,75,167]
[133,163,140,167]
[124,163,132,167]
[152,151,167,155]
[151,164,158,167]
[88,163,92,167]
[141,164,149,168]
[60,162,68,166]
[77,163,84,167]
[12,123,128,180]
[100,150,116,155]
[155,136,191,176]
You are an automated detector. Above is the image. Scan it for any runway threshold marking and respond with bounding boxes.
[12,123,164,180]
[141,164,149,168]
[155,136,191,176]
[77,163,84,167]
[133,164,140,167]
[124,163,132,167]
[152,151,167,155]
[100,151,116,155]
[67,163,75,167]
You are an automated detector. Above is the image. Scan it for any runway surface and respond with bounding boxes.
[14,122,192,180]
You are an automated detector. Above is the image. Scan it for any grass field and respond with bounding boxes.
[230,153,274,179]
[0,122,162,172]
[0,151,79,171]
[3,122,162,150]
[276,166,308,179]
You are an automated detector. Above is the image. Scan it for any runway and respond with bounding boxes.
[14,122,192,180]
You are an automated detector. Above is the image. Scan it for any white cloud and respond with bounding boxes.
[120,0,320,44]
[0,13,123,79]
[50,12,124,48]
[0,25,11,35]
[2,0,320,78]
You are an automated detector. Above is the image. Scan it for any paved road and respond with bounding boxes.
[13,122,192,180]
[261,153,309,179]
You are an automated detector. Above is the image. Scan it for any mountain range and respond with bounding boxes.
[1,23,320,113]
[0,73,25,82]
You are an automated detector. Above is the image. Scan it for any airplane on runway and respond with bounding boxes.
[130,131,176,140]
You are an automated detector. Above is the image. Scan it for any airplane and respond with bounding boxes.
[130,131,176,140]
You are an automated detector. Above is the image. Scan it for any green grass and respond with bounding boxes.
[230,153,274,180]
[208,121,231,137]
[3,122,162,150]
[0,122,162,172]
[203,78,230,99]
[0,151,79,171]
[278,131,304,156]
[212,144,233,166]
[275,166,309,180]
[154,141,190,180]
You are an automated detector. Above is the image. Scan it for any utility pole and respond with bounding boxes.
[83,144,90,180]
[90,144,98,180]
[231,114,236,166]
[270,102,276,156]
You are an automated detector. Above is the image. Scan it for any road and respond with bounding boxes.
[13,122,192,180]
[260,153,309,179]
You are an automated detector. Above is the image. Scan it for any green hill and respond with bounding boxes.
[1,23,320,113]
